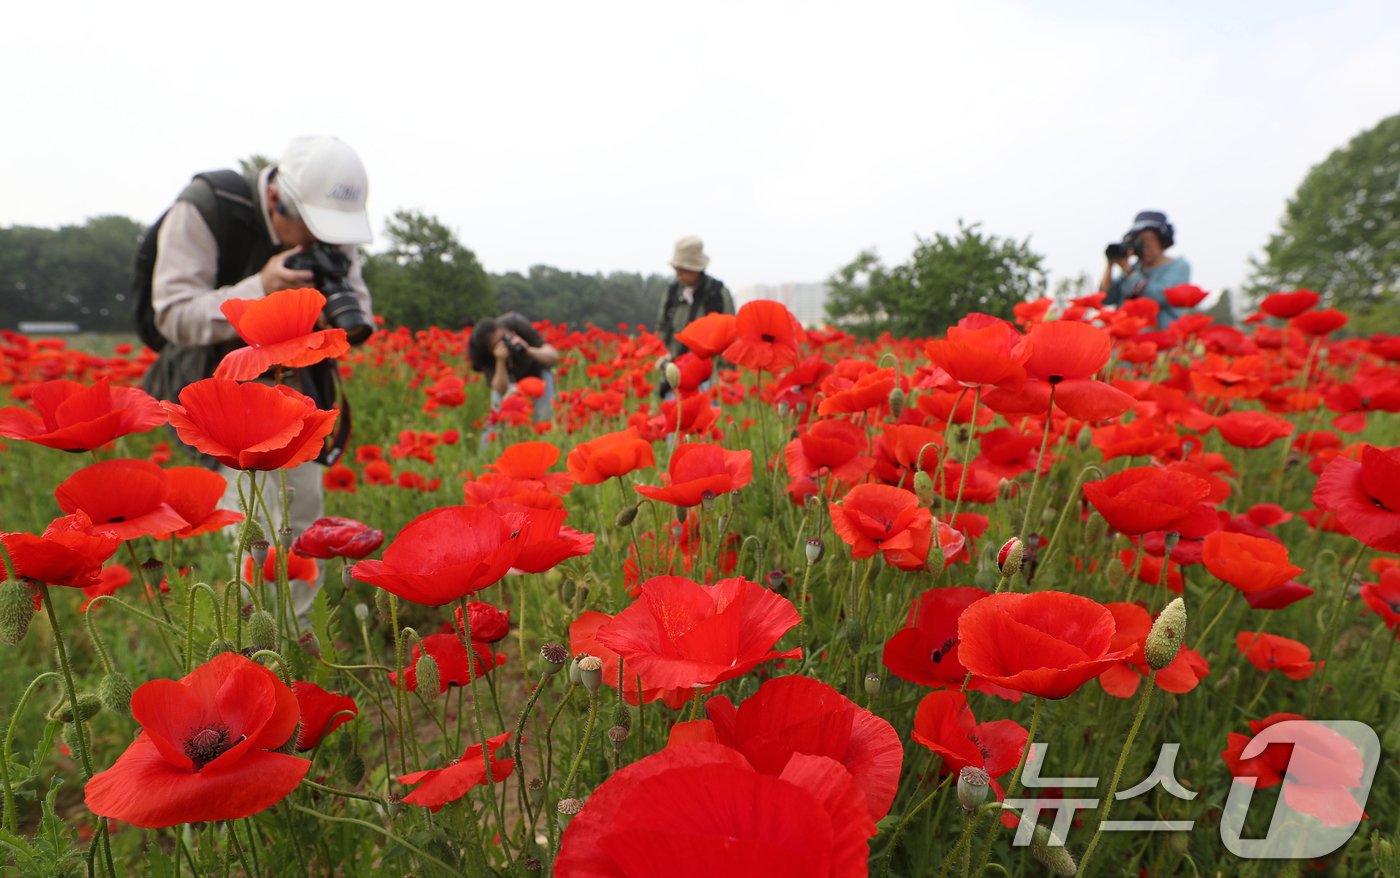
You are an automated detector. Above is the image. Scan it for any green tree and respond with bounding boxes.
[824,221,1047,338]
[0,215,144,331]
[493,266,667,330]
[362,210,495,329]
[1248,113,1400,333]
[238,154,273,177]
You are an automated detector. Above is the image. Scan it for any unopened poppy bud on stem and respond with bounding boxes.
[0,579,35,645]
[913,470,935,506]
[98,671,134,716]
[1146,597,1187,671]
[247,610,278,652]
[1084,512,1107,544]
[664,362,682,390]
[997,538,1024,578]
[374,589,395,625]
[888,386,905,418]
[414,653,440,697]
[206,638,237,660]
[239,518,265,551]
[614,503,640,528]
[49,693,102,724]
[1030,823,1077,876]
[957,766,990,811]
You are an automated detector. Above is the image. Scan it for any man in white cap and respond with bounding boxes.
[655,235,734,396]
[142,135,376,620]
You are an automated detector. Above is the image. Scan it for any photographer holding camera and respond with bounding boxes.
[468,312,560,424]
[1099,210,1191,330]
[143,135,375,616]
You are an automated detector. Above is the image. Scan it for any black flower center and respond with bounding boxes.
[183,725,235,770]
[761,333,776,343]
[930,637,958,665]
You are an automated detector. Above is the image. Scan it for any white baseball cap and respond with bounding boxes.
[276,135,372,245]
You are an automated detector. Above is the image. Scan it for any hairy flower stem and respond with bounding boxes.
[2,672,59,833]
[876,773,951,878]
[1309,549,1366,712]
[1035,465,1105,573]
[796,558,816,652]
[514,671,550,834]
[456,596,514,872]
[946,387,983,525]
[1077,675,1156,876]
[971,696,1042,876]
[288,803,459,874]
[38,582,116,877]
[551,686,601,867]
[1013,386,1058,553]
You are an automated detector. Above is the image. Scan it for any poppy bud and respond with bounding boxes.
[49,693,102,724]
[414,654,440,697]
[1162,531,1181,556]
[239,518,266,551]
[675,506,688,524]
[997,538,1024,578]
[612,704,632,732]
[247,610,278,652]
[342,565,358,589]
[957,766,990,811]
[1030,824,1077,876]
[207,638,237,660]
[1076,426,1093,451]
[805,537,825,565]
[607,725,629,744]
[776,401,790,418]
[863,673,881,698]
[1105,559,1128,589]
[298,630,322,659]
[98,671,134,716]
[913,470,936,506]
[664,361,682,391]
[1373,835,1398,875]
[352,603,369,622]
[250,540,271,569]
[615,503,640,528]
[540,642,569,675]
[888,386,906,418]
[701,490,716,511]
[1146,597,1187,671]
[840,618,863,648]
[1084,512,1107,545]
[557,797,584,816]
[375,589,395,626]
[278,527,295,551]
[0,579,35,645]
[577,655,604,693]
[344,752,366,786]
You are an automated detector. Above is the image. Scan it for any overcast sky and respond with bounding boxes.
[3,1,1398,301]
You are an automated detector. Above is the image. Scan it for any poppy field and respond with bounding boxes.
[0,286,1398,877]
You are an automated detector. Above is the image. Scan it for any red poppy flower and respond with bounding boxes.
[83,652,308,828]
[0,378,166,452]
[243,547,319,585]
[350,506,520,606]
[882,587,1020,697]
[555,742,875,878]
[957,591,1135,699]
[398,733,514,813]
[1203,532,1305,593]
[1312,445,1400,553]
[565,428,655,486]
[1242,579,1315,611]
[158,466,244,539]
[515,376,546,399]
[491,504,596,573]
[214,288,349,381]
[668,352,714,392]
[162,378,338,471]
[1236,632,1319,679]
[1221,713,1367,827]
[701,675,904,821]
[1164,284,1208,307]
[817,367,897,416]
[55,458,189,541]
[676,312,739,358]
[387,633,508,693]
[1,511,121,588]
[1213,410,1295,449]
[487,441,574,495]
[783,417,873,484]
[657,391,720,436]
[292,516,385,560]
[323,462,357,492]
[723,300,803,372]
[570,610,700,708]
[455,600,510,643]
[1258,290,1320,319]
[291,681,357,751]
[1290,308,1348,336]
[596,575,802,689]
[830,484,933,571]
[923,317,1027,390]
[635,442,753,508]
[364,459,394,485]
[81,563,134,611]
[1360,568,1400,633]
[983,319,1135,421]
[1083,465,1216,536]
[912,690,1028,780]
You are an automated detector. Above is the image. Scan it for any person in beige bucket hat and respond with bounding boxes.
[656,236,734,396]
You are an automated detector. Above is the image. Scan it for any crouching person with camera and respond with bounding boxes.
[468,313,560,433]
[141,135,376,619]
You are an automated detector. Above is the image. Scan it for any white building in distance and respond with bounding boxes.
[734,282,829,327]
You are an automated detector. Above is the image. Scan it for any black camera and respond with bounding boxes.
[504,334,526,356]
[283,243,375,345]
[1105,236,1145,261]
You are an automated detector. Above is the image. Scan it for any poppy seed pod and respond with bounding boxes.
[540,642,569,674]
[805,537,825,565]
[353,603,370,622]
[1146,597,1187,670]
[278,527,295,551]
[557,797,584,815]
[1030,824,1077,876]
[250,540,271,569]
[997,538,1024,578]
[577,655,604,693]
[0,579,35,645]
[568,656,584,686]
[607,725,629,744]
[863,673,881,698]
[957,766,990,811]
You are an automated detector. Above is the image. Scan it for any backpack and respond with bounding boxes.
[131,170,257,351]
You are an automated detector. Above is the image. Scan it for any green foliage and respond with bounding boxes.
[1248,112,1400,333]
[0,216,144,332]
[0,779,83,878]
[362,210,496,330]
[238,153,273,177]
[493,265,670,331]
[824,220,1047,338]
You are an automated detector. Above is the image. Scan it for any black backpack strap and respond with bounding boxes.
[184,170,257,288]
